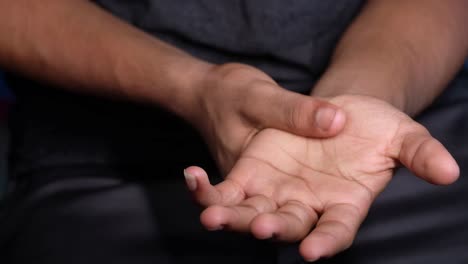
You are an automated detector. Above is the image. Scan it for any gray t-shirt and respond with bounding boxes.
[94,0,363,92]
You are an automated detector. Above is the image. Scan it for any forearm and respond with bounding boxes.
[312,0,468,116]
[0,0,212,119]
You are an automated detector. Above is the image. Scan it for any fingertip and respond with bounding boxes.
[251,214,277,240]
[411,140,459,185]
[445,161,460,184]
[299,238,323,262]
[184,166,208,178]
[327,108,346,135]
[183,169,198,191]
[200,206,228,231]
[314,106,346,136]
[184,166,212,190]
[400,134,460,186]
[428,154,460,185]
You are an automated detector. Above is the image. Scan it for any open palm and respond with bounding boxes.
[184,95,459,261]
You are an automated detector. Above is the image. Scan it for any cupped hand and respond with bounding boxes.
[189,63,345,174]
[184,95,459,262]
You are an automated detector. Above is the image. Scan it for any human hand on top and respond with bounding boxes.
[188,63,346,174]
[184,95,459,261]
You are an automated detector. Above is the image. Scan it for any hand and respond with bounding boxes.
[184,95,459,261]
[189,63,346,173]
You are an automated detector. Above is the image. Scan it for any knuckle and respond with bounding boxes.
[285,99,307,132]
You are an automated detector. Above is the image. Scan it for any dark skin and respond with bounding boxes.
[0,0,346,173]
[1,0,467,261]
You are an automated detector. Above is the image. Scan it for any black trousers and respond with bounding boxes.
[1,75,468,264]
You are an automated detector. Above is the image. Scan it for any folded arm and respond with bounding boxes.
[0,0,346,174]
[312,0,468,116]
[0,0,212,118]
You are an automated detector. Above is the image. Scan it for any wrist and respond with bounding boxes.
[310,63,408,114]
[163,57,215,121]
[139,45,216,121]
[180,62,256,125]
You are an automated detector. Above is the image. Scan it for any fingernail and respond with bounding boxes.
[183,169,197,191]
[315,107,343,132]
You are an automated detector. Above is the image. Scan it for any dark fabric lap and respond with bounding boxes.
[0,79,278,263]
[0,167,277,264]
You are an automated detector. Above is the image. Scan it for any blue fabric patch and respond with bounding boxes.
[0,71,14,100]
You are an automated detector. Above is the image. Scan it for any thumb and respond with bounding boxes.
[398,130,459,185]
[244,87,346,138]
